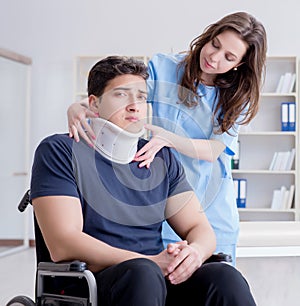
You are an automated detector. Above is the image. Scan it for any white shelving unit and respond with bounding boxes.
[233,56,299,223]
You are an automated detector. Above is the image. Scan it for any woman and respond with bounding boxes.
[68,12,267,265]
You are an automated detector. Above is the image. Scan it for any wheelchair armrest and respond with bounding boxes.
[38,260,88,272]
[36,261,97,305]
[204,252,232,264]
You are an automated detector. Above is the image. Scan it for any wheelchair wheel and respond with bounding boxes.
[6,295,35,306]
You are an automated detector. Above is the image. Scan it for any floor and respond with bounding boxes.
[1,246,300,306]
[0,247,36,306]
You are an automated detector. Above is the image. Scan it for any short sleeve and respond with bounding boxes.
[30,134,79,200]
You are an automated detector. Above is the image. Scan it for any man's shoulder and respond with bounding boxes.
[39,133,71,145]
[36,133,73,153]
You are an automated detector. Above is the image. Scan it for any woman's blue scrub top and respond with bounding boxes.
[147,53,240,247]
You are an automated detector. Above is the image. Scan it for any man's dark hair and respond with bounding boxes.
[88,56,149,97]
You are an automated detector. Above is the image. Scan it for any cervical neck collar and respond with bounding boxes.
[90,118,145,164]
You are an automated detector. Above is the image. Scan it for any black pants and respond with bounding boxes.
[94,258,256,306]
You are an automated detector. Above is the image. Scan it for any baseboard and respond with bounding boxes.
[0,239,35,247]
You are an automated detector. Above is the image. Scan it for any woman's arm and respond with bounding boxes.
[134,124,225,168]
[67,99,98,145]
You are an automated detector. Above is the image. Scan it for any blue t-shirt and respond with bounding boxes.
[30,134,192,255]
[147,53,240,247]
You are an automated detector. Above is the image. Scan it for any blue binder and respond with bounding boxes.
[288,102,296,131]
[237,179,247,208]
[281,102,289,131]
[233,178,247,208]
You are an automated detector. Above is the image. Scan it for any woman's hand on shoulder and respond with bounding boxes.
[67,100,98,146]
[134,124,172,168]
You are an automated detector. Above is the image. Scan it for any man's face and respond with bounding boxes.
[91,74,148,133]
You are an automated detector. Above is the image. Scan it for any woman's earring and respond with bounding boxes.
[233,67,238,71]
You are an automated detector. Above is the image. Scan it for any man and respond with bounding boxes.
[31,56,256,305]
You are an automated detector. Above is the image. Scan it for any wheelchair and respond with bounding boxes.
[6,190,232,306]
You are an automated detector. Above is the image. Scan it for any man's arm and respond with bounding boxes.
[164,191,216,284]
[33,195,148,272]
[33,195,180,274]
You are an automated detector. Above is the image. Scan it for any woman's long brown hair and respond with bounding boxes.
[178,12,267,134]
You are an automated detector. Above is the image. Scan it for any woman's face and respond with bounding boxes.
[199,30,248,84]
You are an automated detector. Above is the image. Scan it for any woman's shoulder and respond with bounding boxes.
[148,53,187,81]
[149,52,186,66]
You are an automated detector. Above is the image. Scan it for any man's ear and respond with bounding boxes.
[89,95,99,113]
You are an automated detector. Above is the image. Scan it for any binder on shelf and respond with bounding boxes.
[238,179,247,208]
[281,102,289,131]
[288,102,296,131]
[231,140,240,169]
[271,186,286,210]
[285,148,296,170]
[286,185,295,209]
[268,152,278,171]
[288,74,296,93]
[233,179,239,203]
[234,178,247,208]
[276,73,296,93]
[275,75,284,93]
[271,185,294,210]
[269,148,295,171]
[281,102,296,132]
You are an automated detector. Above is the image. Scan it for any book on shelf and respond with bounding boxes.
[233,178,247,208]
[281,102,296,132]
[276,73,296,93]
[269,148,295,171]
[271,185,294,210]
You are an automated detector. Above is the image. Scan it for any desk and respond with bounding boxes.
[237,221,300,257]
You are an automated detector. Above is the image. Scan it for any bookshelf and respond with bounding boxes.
[233,56,299,222]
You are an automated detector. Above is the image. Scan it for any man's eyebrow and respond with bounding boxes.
[139,89,148,94]
[113,87,147,94]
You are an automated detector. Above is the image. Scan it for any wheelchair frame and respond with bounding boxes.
[6,190,98,306]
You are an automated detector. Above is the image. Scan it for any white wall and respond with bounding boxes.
[1,0,300,155]
[1,0,300,239]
